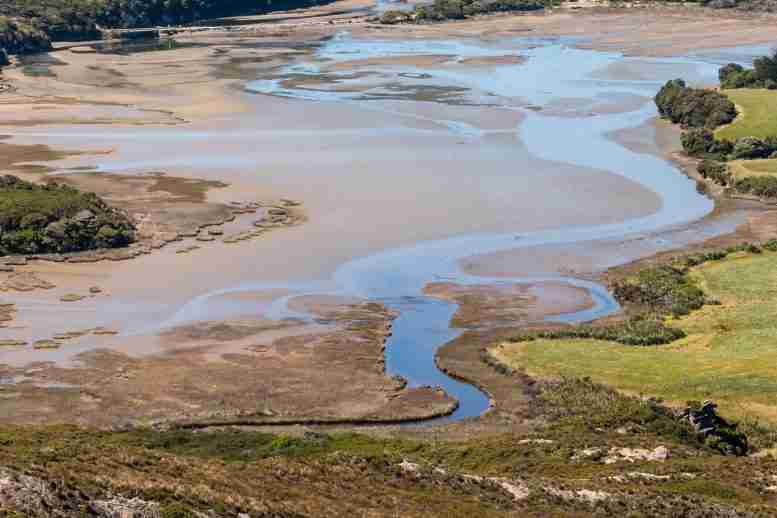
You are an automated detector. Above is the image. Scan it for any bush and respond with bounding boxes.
[697,159,731,186]
[731,136,773,159]
[510,318,686,346]
[612,265,706,317]
[718,50,777,89]
[0,175,135,255]
[655,79,737,129]
[386,0,545,23]
[0,16,50,55]
[733,175,777,198]
[379,9,411,24]
[681,128,733,158]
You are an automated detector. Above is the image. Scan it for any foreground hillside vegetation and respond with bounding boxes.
[2,376,777,516]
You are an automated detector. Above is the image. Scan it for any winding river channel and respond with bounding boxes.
[164,35,769,421]
[7,31,770,423]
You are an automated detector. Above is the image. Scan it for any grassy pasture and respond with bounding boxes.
[716,89,777,141]
[729,158,777,179]
[491,251,777,423]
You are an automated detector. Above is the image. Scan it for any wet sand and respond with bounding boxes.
[3,5,777,427]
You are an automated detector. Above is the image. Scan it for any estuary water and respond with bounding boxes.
[172,34,737,421]
[7,33,760,421]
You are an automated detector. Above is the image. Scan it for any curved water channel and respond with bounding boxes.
[165,35,767,422]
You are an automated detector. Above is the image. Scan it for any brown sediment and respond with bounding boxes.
[0,299,456,428]
[351,6,777,58]
[3,4,777,434]
[0,140,86,174]
[424,281,593,329]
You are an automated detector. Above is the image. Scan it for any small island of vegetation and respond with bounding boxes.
[0,175,135,256]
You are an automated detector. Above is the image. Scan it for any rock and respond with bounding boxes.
[611,472,671,483]
[89,286,102,294]
[207,228,224,236]
[73,209,95,222]
[89,496,160,517]
[573,447,604,461]
[281,198,301,207]
[518,439,555,445]
[603,446,669,464]
[195,234,215,242]
[399,460,419,473]
[268,208,288,216]
[60,293,85,302]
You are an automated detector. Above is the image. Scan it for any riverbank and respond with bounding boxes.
[2,4,777,432]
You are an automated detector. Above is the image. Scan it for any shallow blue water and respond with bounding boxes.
[163,36,763,423]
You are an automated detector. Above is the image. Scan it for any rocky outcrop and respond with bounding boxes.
[678,400,749,455]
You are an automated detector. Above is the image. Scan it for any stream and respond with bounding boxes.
[169,35,766,422]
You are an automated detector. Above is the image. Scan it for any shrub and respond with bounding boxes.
[0,16,50,55]
[379,10,411,24]
[510,318,686,346]
[0,175,135,255]
[386,0,545,23]
[733,175,777,197]
[681,128,733,158]
[718,50,777,89]
[697,159,731,186]
[612,265,706,317]
[655,79,737,129]
[731,136,773,159]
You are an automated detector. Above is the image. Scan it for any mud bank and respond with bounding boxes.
[3,6,777,428]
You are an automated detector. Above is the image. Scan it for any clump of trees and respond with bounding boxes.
[733,175,777,198]
[381,0,547,24]
[612,265,707,318]
[680,128,734,158]
[697,159,732,186]
[0,0,335,52]
[719,50,777,90]
[0,175,135,256]
[654,79,737,129]
[0,16,51,57]
[700,0,777,12]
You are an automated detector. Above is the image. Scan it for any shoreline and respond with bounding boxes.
[1,5,776,434]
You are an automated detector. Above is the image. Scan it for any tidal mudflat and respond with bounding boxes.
[2,7,777,428]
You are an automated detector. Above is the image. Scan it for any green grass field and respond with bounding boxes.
[730,158,777,179]
[716,89,777,141]
[491,251,777,423]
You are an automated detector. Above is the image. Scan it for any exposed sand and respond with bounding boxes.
[424,281,594,328]
[3,4,777,427]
